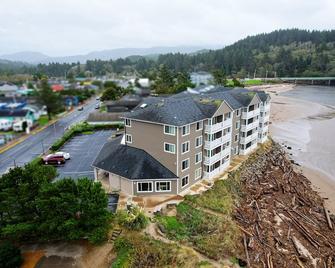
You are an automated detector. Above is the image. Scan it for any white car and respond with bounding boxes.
[55,151,71,160]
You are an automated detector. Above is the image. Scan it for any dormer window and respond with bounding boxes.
[125,119,131,127]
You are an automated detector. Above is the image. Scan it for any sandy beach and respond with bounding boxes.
[249,84,335,213]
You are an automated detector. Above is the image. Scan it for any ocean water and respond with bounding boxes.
[277,85,335,181]
[282,85,335,107]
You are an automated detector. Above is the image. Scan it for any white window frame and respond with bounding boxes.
[196,121,203,131]
[137,181,153,193]
[235,121,240,130]
[126,134,132,143]
[234,134,239,142]
[164,142,176,154]
[195,152,202,164]
[164,125,176,136]
[181,158,189,171]
[125,118,131,127]
[195,167,202,180]
[181,141,190,154]
[182,125,190,136]
[155,181,171,192]
[195,136,203,148]
[181,175,189,188]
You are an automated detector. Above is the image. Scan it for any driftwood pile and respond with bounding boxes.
[234,143,335,268]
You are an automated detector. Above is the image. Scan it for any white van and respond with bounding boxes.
[13,120,33,132]
[0,119,12,131]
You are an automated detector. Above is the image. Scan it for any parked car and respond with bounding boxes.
[55,151,70,160]
[0,119,12,131]
[96,96,100,100]
[78,106,84,111]
[95,103,100,109]
[42,154,66,165]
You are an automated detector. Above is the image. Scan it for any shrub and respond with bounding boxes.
[116,206,148,231]
[0,241,23,268]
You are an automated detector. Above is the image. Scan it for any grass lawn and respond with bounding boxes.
[38,115,49,126]
[243,79,264,86]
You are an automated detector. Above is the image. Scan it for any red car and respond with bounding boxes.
[43,154,66,165]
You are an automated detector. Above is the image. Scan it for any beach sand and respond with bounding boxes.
[249,84,335,213]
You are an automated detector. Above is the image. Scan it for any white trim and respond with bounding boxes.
[164,142,176,154]
[155,181,172,192]
[195,167,202,180]
[176,127,179,177]
[181,141,190,154]
[181,175,189,188]
[195,136,203,148]
[195,152,202,164]
[125,118,131,127]
[164,124,176,136]
[196,121,203,131]
[181,158,190,171]
[125,134,132,143]
[137,181,153,193]
[181,124,190,136]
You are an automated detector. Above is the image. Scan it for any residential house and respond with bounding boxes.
[0,82,19,97]
[93,86,270,196]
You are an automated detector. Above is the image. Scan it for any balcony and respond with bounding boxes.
[203,159,231,179]
[240,121,259,132]
[241,108,260,119]
[204,132,231,150]
[259,125,269,133]
[260,104,270,112]
[203,152,221,165]
[258,135,268,144]
[259,114,270,123]
[240,132,258,144]
[204,118,232,133]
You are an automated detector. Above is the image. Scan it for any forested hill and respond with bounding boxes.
[1,29,335,78]
[155,29,335,77]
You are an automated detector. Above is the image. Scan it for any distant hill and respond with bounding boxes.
[0,46,212,64]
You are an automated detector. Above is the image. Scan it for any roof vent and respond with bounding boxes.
[140,103,148,108]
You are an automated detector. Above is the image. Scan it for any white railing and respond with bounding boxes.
[260,125,269,133]
[259,114,270,123]
[241,108,260,119]
[261,104,270,112]
[240,121,259,132]
[205,118,232,133]
[240,132,258,144]
[203,159,231,179]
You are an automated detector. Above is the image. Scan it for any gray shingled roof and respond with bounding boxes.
[125,86,269,126]
[93,137,177,180]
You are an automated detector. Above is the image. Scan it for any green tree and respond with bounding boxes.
[0,241,23,268]
[101,81,123,101]
[153,65,174,94]
[36,78,62,120]
[211,69,227,86]
[172,72,195,93]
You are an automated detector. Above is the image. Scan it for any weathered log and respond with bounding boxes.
[323,204,333,230]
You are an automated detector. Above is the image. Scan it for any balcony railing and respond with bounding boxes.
[204,132,231,150]
[241,108,260,119]
[240,121,259,132]
[260,104,270,112]
[240,132,258,144]
[259,125,269,133]
[204,118,232,133]
[259,114,270,123]
[239,142,258,155]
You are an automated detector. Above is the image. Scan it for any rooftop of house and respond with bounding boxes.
[0,109,30,117]
[124,86,270,126]
[93,137,177,180]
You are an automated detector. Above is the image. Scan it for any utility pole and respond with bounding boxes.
[253,69,256,79]
[41,141,45,154]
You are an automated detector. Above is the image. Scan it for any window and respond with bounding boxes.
[137,182,153,192]
[195,136,203,147]
[236,109,240,116]
[126,134,132,143]
[195,168,202,180]
[156,181,171,192]
[164,125,176,136]
[125,118,131,127]
[182,125,190,136]
[235,121,240,130]
[181,175,189,187]
[181,141,190,154]
[195,152,202,164]
[234,134,239,142]
[164,143,176,154]
[181,159,189,171]
[196,121,203,131]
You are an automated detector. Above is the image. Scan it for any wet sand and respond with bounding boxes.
[249,84,335,213]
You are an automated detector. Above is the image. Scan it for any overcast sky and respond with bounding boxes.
[0,0,334,56]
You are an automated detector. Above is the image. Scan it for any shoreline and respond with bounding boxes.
[249,83,335,213]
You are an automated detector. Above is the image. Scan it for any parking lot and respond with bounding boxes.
[56,130,113,180]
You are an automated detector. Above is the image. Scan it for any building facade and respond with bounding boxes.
[93,87,270,196]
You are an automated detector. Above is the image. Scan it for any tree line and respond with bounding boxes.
[1,29,335,78]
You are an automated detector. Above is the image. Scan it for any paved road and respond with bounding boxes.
[0,99,98,174]
[55,130,113,180]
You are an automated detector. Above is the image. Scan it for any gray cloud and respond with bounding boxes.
[0,0,334,56]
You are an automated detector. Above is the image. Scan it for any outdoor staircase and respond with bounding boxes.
[108,227,122,243]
